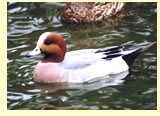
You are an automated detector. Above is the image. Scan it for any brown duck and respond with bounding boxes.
[61,2,125,23]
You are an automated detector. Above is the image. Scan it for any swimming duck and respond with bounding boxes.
[26,32,155,83]
[61,2,125,23]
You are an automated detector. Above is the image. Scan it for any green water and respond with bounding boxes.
[7,2,157,110]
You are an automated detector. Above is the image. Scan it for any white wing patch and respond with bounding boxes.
[62,49,105,69]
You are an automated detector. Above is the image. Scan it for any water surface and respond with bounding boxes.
[7,2,157,110]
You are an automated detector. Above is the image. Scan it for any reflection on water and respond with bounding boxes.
[7,2,157,110]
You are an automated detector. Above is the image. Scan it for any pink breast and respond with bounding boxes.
[33,63,65,83]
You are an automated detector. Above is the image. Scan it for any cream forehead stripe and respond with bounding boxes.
[36,32,52,48]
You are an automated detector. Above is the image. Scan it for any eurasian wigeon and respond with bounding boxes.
[26,32,155,83]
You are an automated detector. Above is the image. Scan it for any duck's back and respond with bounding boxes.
[61,48,129,82]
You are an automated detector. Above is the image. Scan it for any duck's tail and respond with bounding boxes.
[122,41,156,66]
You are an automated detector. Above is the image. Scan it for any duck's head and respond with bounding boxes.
[27,32,66,63]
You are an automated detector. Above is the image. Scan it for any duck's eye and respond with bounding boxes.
[45,40,53,45]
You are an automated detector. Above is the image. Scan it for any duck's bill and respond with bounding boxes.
[26,47,41,57]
